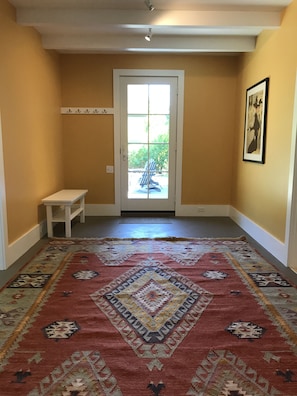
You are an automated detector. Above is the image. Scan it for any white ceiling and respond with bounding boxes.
[7,0,292,54]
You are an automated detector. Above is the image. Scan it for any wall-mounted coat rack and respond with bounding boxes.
[61,107,114,115]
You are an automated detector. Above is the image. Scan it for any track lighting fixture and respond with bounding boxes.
[144,0,155,11]
[145,28,152,42]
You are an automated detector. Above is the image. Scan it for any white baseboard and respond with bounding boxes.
[230,207,287,266]
[86,203,231,217]
[175,204,230,217]
[6,220,47,268]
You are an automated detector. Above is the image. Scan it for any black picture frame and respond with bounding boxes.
[243,77,269,163]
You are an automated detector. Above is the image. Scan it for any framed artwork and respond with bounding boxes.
[243,77,269,163]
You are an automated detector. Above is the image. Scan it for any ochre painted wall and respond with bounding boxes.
[62,115,114,203]
[0,1,64,243]
[60,54,238,205]
[232,0,297,242]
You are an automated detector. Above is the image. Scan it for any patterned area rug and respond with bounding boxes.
[0,237,297,395]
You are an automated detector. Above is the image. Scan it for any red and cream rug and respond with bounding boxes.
[0,237,297,395]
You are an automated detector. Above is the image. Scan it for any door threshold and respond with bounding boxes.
[121,211,175,217]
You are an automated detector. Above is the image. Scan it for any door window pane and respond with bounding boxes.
[149,115,170,142]
[149,85,170,114]
[128,115,148,144]
[128,85,148,114]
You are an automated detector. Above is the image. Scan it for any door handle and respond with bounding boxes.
[122,147,127,161]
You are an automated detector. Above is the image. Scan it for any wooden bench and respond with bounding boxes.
[42,189,88,237]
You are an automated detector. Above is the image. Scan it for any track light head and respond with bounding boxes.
[145,28,152,41]
[144,0,155,11]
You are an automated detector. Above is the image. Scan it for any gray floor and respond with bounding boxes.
[57,215,246,239]
[1,215,297,288]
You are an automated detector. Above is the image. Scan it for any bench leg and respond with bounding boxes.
[80,196,86,223]
[46,206,53,238]
[65,205,71,238]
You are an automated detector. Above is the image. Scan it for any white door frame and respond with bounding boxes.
[286,70,297,270]
[113,69,184,214]
[0,112,8,270]
[120,76,177,211]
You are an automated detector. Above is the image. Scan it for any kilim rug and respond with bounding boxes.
[0,237,297,395]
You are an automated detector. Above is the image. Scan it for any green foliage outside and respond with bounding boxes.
[129,133,169,172]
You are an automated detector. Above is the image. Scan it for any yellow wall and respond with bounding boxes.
[0,1,64,243]
[61,54,238,205]
[232,1,297,242]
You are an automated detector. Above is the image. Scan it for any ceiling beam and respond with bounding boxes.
[17,8,282,30]
[42,34,256,53]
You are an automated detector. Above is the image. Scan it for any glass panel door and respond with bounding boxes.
[120,77,177,211]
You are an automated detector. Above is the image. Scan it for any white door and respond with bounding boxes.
[120,76,178,211]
